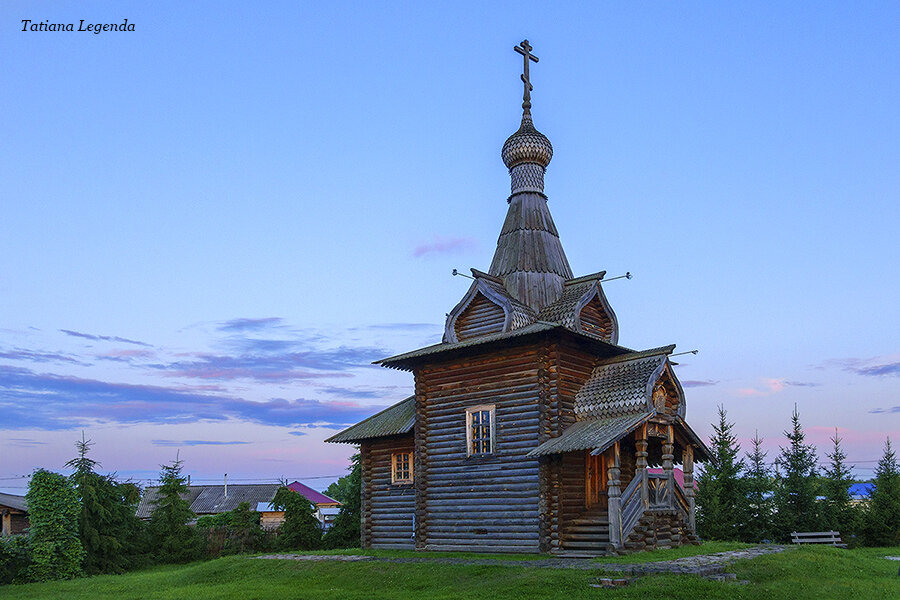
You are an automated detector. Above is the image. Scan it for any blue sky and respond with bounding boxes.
[1,2,898,493]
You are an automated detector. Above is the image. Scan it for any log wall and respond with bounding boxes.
[579,297,614,341]
[455,293,505,340]
[415,343,545,553]
[360,435,416,549]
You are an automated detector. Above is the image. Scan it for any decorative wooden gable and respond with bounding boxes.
[443,270,537,343]
[537,273,619,344]
[649,361,685,418]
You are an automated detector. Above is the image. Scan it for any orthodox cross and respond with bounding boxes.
[515,39,539,111]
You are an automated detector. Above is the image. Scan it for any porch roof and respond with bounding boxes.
[526,411,653,457]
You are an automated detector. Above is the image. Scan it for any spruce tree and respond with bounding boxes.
[272,485,321,550]
[695,406,746,540]
[864,438,900,546]
[742,431,774,543]
[773,405,821,540]
[323,452,361,548]
[821,429,856,535]
[148,455,203,563]
[66,433,145,574]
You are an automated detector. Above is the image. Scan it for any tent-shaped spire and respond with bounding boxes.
[489,40,572,312]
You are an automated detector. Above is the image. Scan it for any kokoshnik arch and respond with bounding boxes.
[328,40,711,555]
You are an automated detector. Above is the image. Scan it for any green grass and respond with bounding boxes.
[3,545,899,599]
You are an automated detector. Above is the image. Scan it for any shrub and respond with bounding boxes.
[0,535,32,585]
[272,486,321,551]
[25,469,84,582]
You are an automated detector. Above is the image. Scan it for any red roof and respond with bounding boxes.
[647,468,686,488]
[287,481,341,506]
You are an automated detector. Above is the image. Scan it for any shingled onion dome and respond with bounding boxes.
[502,113,553,170]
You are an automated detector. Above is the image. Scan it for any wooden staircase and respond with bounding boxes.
[555,511,614,557]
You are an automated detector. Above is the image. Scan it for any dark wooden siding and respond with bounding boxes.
[454,293,505,340]
[361,435,416,549]
[416,343,543,552]
[579,296,613,341]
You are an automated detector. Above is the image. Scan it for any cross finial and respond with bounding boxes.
[514,39,539,115]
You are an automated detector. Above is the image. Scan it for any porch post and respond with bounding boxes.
[683,444,696,530]
[606,441,622,548]
[635,424,649,509]
[662,424,675,508]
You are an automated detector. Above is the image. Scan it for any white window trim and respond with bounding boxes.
[466,404,496,457]
[391,450,413,484]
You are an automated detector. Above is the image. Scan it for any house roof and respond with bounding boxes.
[135,483,280,519]
[575,348,674,419]
[537,277,602,329]
[287,481,340,505]
[850,482,874,498]
[324,395,415,443]
[0,492,28,512]
[527,411,653,457]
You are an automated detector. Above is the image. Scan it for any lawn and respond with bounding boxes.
[3,545,899,599]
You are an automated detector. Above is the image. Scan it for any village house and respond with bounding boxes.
[135,481,340,530]
[0,492,29,537]
[327,41,711,555]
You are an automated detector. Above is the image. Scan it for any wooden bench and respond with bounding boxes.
[791,531,847,548]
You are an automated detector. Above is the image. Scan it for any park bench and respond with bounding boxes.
[790,531,847,548]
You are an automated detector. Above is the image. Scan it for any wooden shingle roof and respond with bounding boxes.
[527,411,653,457]
[575,348,674,420]
[324,396,415,443]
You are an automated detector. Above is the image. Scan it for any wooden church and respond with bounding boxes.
[327,41,710,555]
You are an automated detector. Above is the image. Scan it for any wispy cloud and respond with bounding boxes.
[6,438,46,447]
[288,431,307,436]
[151,440,251,447]
[0,348,89,366]
[0,365,387,431]
[870,406,900,414]
[736,378,819,396]
[150,345,383,381]
[218,318,284,332]
[95,349,157,363]
[412,236,476,258]
[59,329,152,347]
[681,380,718,388]
[821,356,900,378]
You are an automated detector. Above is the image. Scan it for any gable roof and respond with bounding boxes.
[324,396,415,443]
[0,492,28,512]
[135,483,280,519]
[287,481,340,505]
[444,273,537,343]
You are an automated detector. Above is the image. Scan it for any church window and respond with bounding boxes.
[466,405,495,456]
[391,451,413,484]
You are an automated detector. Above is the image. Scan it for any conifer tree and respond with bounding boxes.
[272,485,321,550]
[695,406,746,540]
[821,429,856,535]
[148,455,203,563]
[773,405,821,540]
[741,431,774,543]
[323,452,361,548]
[864,438,900,546]
[66,433,144,574]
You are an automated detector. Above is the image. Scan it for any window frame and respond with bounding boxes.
[465,404,496,457]
[391,450,413,484]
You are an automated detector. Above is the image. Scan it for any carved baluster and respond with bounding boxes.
[683,444,696,530]
[662,424,675,508]
[635,424,649,509]
[607,441,622,548]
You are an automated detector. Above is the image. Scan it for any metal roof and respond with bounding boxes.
[527,411,653,457]
[287,481,340,505]
[136,484,279,518]
[325,396,415,443]
[0,492,28,512]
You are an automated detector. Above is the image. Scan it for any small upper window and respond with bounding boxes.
[466,405,495,456]
[391,451,413,484]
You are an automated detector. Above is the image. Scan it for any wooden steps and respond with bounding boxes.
[557,511,614,556]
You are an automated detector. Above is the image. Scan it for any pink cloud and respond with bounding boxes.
[412,236,476,258]
[736,388,766,397]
